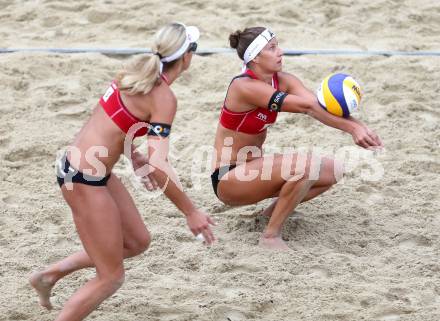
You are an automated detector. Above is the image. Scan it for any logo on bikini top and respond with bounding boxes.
[256,112,268,121]
[102,85,115,102]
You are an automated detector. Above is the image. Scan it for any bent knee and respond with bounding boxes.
[125,231,151,256]
[136,231,151,253]
[99,269,125,295]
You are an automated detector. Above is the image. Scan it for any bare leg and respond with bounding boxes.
[53,185,124,321]
[261,198,278,217]
[261,184,333,217]
[29,271,56,310]
[31,175,150,317]
[259,178,316,251]
[218,154,342,250]
[30,247,136,310]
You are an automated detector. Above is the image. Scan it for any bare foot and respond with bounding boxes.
[29,271,55,310]
[258,235,290,251]
[261,198,278,217]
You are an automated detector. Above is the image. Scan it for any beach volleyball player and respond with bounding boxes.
[30,23,215,320]
[211,27,383,251]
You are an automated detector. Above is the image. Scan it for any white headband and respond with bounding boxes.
[243,29,275,65]
[158,24,200,73]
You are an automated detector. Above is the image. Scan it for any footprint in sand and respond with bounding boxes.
[385,287,412,304]
[216,262,262,274]
[0,135,11,148]
[47,3,90,12]
[308,266,331,278]
[222,286,251,299]
[399,160,440,176]
[226,312,246,321]
[377,313,401,321]
[359,296,378,308]
[375,309,413,321]
[398,234,432,249]
[8,311,30,320]
[2,195,21,208]
[210,203,233,214]
[212,306,248,321]
[178,0,207,10]
[355,185,385,205]
[150,306,191,321]
[379,93,402,105]
[356,185,373,193]
[48,98,85,113]
[15,11,37,22]
[47,98,89,121]
[366,193,384,205]
[324,6,341,21]
[54,108,89,121]
[418,111,439,126]
[41,16,62,28]
[4,146,52,163]
[174,233,198,243]
[87,10,114,24]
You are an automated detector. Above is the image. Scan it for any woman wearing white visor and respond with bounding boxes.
[211,27,382,251]
[30,23,215,321]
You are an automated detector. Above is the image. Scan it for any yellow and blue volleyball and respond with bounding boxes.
[316,73,362,118]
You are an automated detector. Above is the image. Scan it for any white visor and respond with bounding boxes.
[243,28,275,65]
[160,25,200,63]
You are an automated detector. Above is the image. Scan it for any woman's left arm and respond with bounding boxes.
[281,73,383,149]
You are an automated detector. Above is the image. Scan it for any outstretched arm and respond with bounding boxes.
[144,136,216,244]
[236,73,383,149]
[282,73,383,148]
[134,94,215,244]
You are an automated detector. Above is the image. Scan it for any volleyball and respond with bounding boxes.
[316,73,362,117]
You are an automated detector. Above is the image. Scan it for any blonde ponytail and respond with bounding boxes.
[117,54,161,95]
[116,23,187,95]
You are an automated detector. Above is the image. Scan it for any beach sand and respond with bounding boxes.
[1,1,439,320]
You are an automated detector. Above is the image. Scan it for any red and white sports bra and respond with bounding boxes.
[219,69,280,135]
[99,75,170,137]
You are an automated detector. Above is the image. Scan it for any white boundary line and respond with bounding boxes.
[1,47,440,57]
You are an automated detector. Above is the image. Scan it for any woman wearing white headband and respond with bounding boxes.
[211,27,383,251]
[30,23,215,321]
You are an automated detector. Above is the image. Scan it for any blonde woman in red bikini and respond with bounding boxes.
[30,23,215,321]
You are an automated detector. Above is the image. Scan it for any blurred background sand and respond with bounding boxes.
[1,1,439,320]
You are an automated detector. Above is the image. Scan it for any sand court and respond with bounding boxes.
[1,1,440,320]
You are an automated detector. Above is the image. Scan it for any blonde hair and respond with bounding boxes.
[117,23,187,95]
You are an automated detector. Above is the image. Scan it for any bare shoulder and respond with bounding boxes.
[277,71,313,96]
[277,71,303,86]
[229,74,258,90]
[152,83,177,106]
[230,75,272,97]
[149,83,177,123]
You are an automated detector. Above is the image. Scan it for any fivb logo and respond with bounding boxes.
[257,112,267,121]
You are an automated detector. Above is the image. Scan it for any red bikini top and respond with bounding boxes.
[219,69,280,135]
[99,75,170,137]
